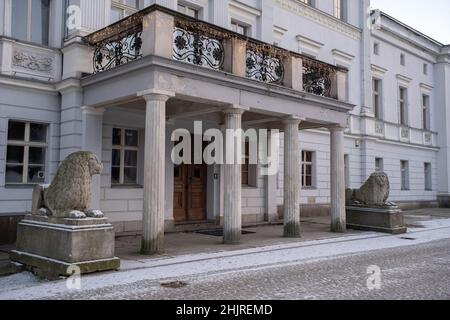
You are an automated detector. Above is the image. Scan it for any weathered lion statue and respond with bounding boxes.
[31,151,104,219]
[346,172,391,207]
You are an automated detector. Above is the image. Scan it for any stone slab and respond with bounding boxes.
[346,206,407,234]
[9,250,120,278]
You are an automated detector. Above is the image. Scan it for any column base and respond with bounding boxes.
[283,222,301,238]
[140,237,164,256]
[331,221,347,233]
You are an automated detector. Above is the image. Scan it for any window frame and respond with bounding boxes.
[6,120,48,185]
[373,78,383,120]
[375,157,384,172]
[334,0,347,22]
[422,94,431,131]
[400,53,406,66]
[301,151,315,189]
[424,162,432,191]
[231,20,250,36]
[110,0,140,24]
[11,0,50,46]
[400,160,410,191]
[177,2,200,19]
[111,127,140,186]
[398,86,408,126]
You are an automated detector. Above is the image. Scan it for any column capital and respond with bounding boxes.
[282,115,303,126]
[328,125,347,132]
[222,105,249,115]
[137,89,175,102]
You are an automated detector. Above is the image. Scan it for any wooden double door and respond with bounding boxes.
[173,162,207,222]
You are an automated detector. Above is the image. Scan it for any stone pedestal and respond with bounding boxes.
[346,206,407,234]
[10,215,120,278]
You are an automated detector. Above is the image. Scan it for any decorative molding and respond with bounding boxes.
[12,50,54,74]
[229,0,261,17]
[371,64,388,78]
[420,83,434,92]
[396,74,412,86]
[332,49,355,67]
[274,0,361,40]
[296,35,323,57]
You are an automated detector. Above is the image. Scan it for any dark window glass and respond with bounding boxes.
[30,123,47,142]
[124,167,137,184]
[112,128,121,145]
[124,150,138,167]
[111,167,120,184]
[6,166,24,183]
[112,149,121,166]
[8,121,26,141]
[6,146,24,164]
[31,0,50,45]
[125,130,138,147]
[29,147,45,165]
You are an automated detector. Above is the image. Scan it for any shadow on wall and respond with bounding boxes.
[0,215,24,245]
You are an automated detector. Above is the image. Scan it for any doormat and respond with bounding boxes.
[195,229,256,237]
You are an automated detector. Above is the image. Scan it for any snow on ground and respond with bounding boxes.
[1,218,450,300]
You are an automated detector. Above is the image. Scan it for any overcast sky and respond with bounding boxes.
[371,0,450,45]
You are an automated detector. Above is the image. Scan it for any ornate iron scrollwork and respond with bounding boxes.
[302,60,335,98]
[173,27,224,70]
[93,31,143,73]
[246,49,284,84]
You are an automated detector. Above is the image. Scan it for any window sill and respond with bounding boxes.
[242,185,258,189]
[5,184,41,189]
[302,187,317,191]
[111,184,143,189]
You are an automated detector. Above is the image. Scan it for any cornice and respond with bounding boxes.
[273,0,362,40]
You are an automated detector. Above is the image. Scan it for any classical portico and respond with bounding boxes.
[69,4,355,254]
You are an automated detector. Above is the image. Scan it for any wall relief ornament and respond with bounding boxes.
[12,50,54,74]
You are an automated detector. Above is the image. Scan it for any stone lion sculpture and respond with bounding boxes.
[346,172,391,207]
[31,151,104,219]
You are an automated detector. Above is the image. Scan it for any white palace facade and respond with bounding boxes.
[0,0,449,249]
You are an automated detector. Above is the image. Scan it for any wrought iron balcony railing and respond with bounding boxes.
[84,5,346,101]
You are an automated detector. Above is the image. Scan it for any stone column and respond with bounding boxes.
[283,117,302,237]
[329,126,347,233]
[223,106,245,244]
[138,89,174,255]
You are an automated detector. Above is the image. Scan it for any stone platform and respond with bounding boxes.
[346,206,407,234]
[10,215,120,279]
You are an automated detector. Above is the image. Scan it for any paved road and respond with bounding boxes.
[53,238,450,300]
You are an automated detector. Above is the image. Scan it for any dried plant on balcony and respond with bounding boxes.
[246,42,284,84]
[302,58,336,98]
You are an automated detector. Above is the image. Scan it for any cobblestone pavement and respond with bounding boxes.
[53,238,450,300]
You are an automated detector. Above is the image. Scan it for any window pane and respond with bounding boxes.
[111,167,120,184]
[112,149,121,166]
[8,121,26,141]
[125,130,138,146]
[110,7,122,23]
[6,166,24,183]
[28,166,45,183]
[125,0,139,8]
[124,167,137,184]
[30,123,47,142]
[31,0,50,45]
[29,147,45,165]
[6,146,24,164]
[12,0,28,41]
[112,128,121,145]
[124,150,137,166]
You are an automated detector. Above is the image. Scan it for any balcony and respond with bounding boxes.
[83,5,347,102]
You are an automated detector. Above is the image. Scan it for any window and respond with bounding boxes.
[373,79,382,120]
[111,0,139,24]
[399,87,408,126]
[111,128,139,185]
[334,0,347,21]
[400,53,406,66]
[423,63,428,75]
[422,94,431,131]
[401,160,409,191]
[373,42,379,55]
[242,141,250,186]
[6,121,47,184]
[177,3,199,18]
[12,0,50,45]
[424,163,432,191]
[344,154,350,188]
[375,158,384,172]
[231,21,249,36]
[301,151,314,188]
